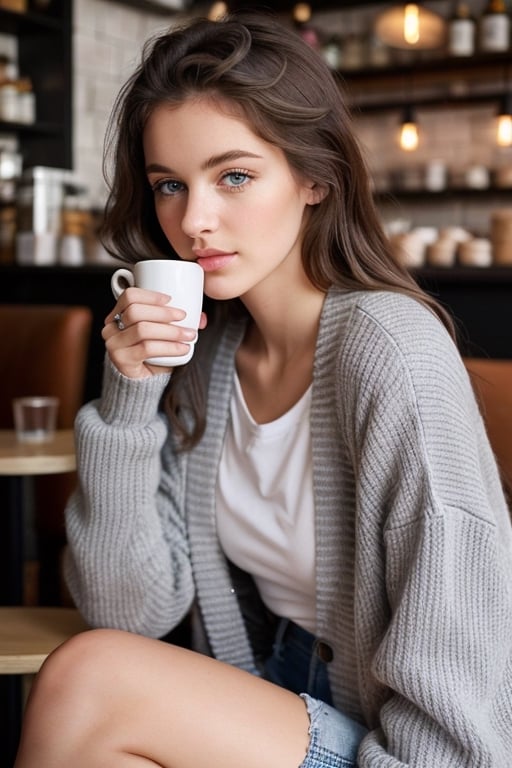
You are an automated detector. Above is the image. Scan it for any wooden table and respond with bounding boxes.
[0,429,76,606]
[0,607,88,674]
[0,429,76,476]
[0,430,77,765]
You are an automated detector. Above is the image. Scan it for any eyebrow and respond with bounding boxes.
[145,150,263,175]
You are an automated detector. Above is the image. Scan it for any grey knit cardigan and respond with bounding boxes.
[65,288,512,766]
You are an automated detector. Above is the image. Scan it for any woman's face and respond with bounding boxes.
[143,97,321,302]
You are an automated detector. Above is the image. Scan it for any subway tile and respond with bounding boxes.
[73,0,97,33]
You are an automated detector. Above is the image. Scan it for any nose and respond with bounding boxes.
[181,187,219,239]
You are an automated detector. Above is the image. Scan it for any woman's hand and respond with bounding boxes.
[102,287,207,379]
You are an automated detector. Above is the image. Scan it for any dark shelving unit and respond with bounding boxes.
[413,266,512,359]
[0,2,72,169]
[339,51,512,83]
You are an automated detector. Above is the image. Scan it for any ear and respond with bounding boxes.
[305,182,328,206]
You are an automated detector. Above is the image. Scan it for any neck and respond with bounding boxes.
[241,278,326,367]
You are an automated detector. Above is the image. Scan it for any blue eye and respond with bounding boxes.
[223,171,250,187]
[153,179,184,196]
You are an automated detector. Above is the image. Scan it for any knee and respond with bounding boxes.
[31,628,132,706]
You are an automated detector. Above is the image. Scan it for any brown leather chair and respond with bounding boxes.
[0,304,93,604]
[464,357,512,505]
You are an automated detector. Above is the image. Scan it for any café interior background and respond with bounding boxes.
[1,0,512,242]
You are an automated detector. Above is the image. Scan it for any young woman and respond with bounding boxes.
[15,12,512,768]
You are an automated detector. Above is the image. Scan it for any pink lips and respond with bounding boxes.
[194,249,236,273]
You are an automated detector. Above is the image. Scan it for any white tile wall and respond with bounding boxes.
[72,0,187,204]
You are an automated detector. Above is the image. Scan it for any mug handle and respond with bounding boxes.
[111,268,135,299]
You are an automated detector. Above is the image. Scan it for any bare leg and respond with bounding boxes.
[14,628,311,768]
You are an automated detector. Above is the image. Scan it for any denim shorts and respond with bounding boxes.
[262,618,368,768]
[299,694,368,768]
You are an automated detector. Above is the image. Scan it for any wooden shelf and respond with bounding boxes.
[413,265,512,283]
[338,52,512,83]
[2,262,512,282]
[352,90,508,114]
[108,0,400,13]
[0,7,64,33]
[0,119,65,136]
[376,187,512,202]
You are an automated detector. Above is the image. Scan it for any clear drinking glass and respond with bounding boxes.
[12,396,59,443]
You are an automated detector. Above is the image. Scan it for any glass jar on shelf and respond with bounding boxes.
[448,2,476,57]
[17,78,35,124]
[0,60,19,123]
[0,82,18,122]
[342,34,367,71]
[321,36,342,70]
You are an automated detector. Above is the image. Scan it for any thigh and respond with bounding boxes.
[25,628,311,768]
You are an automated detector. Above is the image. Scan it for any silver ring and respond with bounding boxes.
[113,312,125,331]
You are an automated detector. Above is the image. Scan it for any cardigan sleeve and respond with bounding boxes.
[64,357,195,638]
[360,505,512,766]
[340,294,512,766]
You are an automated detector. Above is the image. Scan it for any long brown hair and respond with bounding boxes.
[101,11,455,448]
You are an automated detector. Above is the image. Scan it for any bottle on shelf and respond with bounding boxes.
[0,62,36,125]
[0,60,19,123]
[448,1,476,56]
[479,0,510,53]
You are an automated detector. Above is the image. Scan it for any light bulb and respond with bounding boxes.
[375,3,446,50]
[293,3,312,23]
[497,114,512,147]
[404,4,420,45]
[208,2,228,20]
[400,121,419,151]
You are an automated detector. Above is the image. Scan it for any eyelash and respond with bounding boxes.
[150,168,254,197]
[220,169,253,190]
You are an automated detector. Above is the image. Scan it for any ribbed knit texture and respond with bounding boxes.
[64,288,512,766]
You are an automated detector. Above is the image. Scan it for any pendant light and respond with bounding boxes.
[497,92,512,147]
[375,3,446,49]
[399,104,419,151]
[208,1,228,19]
[293,3,312,23]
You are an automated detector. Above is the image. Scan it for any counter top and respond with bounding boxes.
[0,429,76,476]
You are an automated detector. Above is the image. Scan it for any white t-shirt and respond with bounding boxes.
[216,373,316,633]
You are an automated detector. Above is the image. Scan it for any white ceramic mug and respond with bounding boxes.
[111,259,204,367]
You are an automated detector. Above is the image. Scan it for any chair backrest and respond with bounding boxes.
[0,304,93,604]
[0,304,92,429]
[464,357,512,502]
